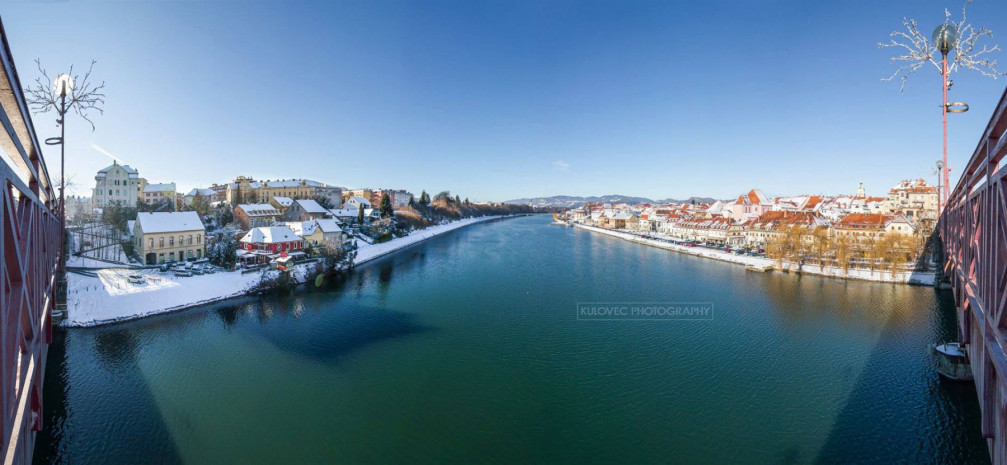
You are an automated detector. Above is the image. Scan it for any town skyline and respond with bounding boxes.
[5,0,1007,201]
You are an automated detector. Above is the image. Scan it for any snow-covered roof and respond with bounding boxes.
[237,204,280,217]
[260,179,325,188]
[96,162,138,177]
[314,218,343,232]
[144,183,175,193]
[347,196,371,206]
[136,211,204,234]
[186,188,214,197]
[240,225,302,244]
[284,221,317,237]
[272,196,294,207]
[294,198,327,213]
[329,208,358,217]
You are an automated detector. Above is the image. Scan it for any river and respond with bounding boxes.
[35,214,988,464]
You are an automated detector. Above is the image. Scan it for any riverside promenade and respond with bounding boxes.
[572,222,935,285]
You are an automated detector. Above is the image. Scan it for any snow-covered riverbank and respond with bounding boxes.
[63,215,509,327]
[572,223,935,285]
[353,215,503,266]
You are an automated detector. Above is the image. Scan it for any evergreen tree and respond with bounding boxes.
[313,195,335,210]
[408,195,416,207]
[192,191,211,216]
[379,192,393,218]
[464,197,469,206]
[419,190,430,207]
[357,203,365,224]
[455,195,461,205]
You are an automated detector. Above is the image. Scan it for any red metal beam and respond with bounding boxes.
[942,84,1007,463]
[0,18,58,465]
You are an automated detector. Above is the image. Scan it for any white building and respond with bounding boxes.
[344,196,372,211]
[93,162,139,208]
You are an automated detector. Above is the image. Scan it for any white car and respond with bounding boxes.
[127,274,146,284]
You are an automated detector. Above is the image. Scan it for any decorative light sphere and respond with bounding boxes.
[932,24,958,56]
[53,74,73,96]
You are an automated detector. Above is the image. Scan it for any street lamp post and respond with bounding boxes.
[53,74,72,305]
[932,24,970,212]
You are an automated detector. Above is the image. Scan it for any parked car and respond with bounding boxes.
[173,270,192,277]
[158,263,171,272]
[127,274,145,284]
[190,267,204,276]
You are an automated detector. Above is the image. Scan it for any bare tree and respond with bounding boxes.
[880,0,1002,91]
[25,59,106,130]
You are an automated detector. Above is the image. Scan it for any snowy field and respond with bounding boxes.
[64,215,509,327]
[573,223,935,285]
[64,268,266,327]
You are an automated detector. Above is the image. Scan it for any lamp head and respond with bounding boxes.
[53,74,73,97]
[932,24,958,56]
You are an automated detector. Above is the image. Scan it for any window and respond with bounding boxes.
[159,237,164,247]
[148,238,153,248]
[109,189,112,195]
[197,235,201,244]
[188,235,193,245]
[169,237,174,247]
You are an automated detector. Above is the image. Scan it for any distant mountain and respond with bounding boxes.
[655,197,718,205]
[503,195,718,208]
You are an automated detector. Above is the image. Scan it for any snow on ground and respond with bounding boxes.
[64,215,508,327]
[66,254,134,269]
[353,216,502,265]
[64,267,266,327]
[573,223,935,285]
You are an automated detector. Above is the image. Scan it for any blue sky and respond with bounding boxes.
[4,0,1007,201]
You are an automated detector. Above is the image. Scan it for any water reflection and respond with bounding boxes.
[216,305,239,327]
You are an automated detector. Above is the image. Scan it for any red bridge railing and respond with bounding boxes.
[0,18,60,465]
[942,84,1007,464]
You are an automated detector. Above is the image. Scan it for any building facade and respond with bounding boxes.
[883,179,938,222]
[140,181,177,208]
[134,211,206,264]
[93,161,140,208]
[283,199,330,222]
[225,177,342,207]
[234,204,282,230]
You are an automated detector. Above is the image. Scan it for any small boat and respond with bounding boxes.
[930,342,974,381]
[746,264,773,273]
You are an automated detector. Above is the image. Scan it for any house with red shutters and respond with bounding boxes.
[237,225,305,264]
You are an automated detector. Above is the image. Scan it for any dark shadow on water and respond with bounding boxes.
[812,288,989,465]
[245,303,434,363]
[94,328,138,372]
[34,327,184,464]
